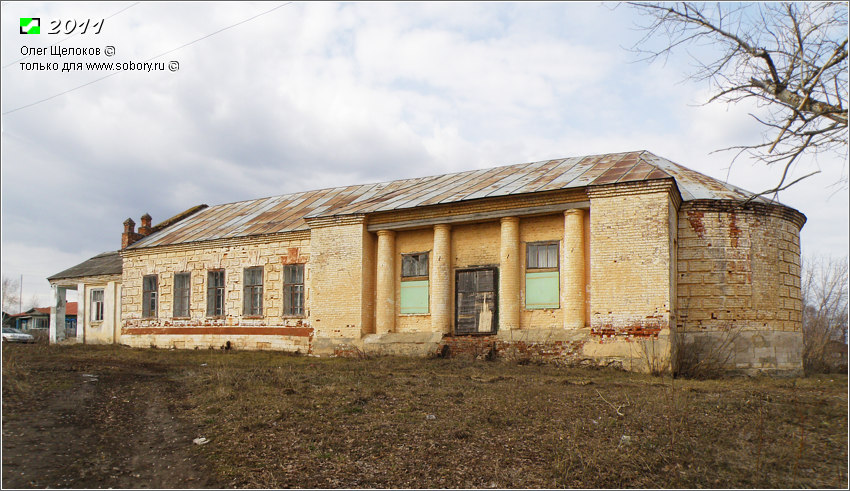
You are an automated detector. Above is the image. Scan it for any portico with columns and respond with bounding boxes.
[362,201,592,347]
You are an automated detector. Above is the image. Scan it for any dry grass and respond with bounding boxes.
[3,344,848,488]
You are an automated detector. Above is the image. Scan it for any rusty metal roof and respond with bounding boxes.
[48,251,123,280]
[127,150,779,249]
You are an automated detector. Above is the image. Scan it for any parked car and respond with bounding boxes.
[2,327,35,343]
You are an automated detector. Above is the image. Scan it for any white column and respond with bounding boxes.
[49,285,67,343]
[113,283,122,344]
[105,281,117,344]
[77,282,86,344]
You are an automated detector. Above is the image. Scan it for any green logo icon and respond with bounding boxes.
[20,18,40,34]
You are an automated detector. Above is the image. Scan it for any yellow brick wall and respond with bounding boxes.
[394,228,434,333]
[362,227,376,336]
[589,189,674,331]
[309,221,369,339]
[676,202,803,332]
[121,235,311,328]
[452,221,501,269]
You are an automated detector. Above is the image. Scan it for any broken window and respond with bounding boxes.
[91,289,104,321]
[243,267,264,316]
[402,253,428,278]
[526,242,559,309]
[456,268,497,334]
[207,270,225,317]
[173,272,190,317]
[401,253,429,314]
[283,264,304,316]
[143,275,158,318]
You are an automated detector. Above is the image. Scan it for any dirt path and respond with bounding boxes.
[2,362,215,489]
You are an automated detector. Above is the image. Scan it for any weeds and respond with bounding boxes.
[2,344,848,488]
[672,326,741,379]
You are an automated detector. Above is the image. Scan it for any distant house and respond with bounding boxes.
[9,303,78,337]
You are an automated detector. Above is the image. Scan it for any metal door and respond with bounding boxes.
[455,268,498,335]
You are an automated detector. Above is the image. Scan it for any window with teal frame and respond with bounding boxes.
[525,242,559,309]
[401,252,429,314]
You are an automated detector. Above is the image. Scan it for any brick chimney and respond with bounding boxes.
[139,213,153,236]
[122,218,143,249]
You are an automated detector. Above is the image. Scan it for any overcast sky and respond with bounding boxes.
[2,1,847,309]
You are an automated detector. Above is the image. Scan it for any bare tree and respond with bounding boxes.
[629,2,848,198]
[23,294,42,311]
[801,255,848,373]
[2,276,22,314]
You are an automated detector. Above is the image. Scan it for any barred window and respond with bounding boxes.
[173,273,191,317]
[91,289,104,321]
[142,275,158,318]
[283,264,304,316]
[243,267,264,316]
[207,270,225,317]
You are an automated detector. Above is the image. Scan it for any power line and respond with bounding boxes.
[2,2,292,116]
[2,2,141,69]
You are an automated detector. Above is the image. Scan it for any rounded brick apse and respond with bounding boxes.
[676,200,806,372]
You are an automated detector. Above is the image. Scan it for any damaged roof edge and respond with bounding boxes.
[151,204,209,234]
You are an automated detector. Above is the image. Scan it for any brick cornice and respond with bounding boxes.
[680,199,807,229]
[587,178,678,199]
[120,230,311,258]
[304,214,367,229]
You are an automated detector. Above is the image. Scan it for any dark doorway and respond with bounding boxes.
[455,267,498,335]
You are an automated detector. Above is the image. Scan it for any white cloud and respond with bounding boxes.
[1,1,846,309]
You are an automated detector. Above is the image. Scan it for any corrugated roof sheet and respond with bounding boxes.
[127,150,780,249]
[48,251,122,280]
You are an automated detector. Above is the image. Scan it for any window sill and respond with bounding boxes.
[172,317,191,320]
[243,315,264,320]
[400,313,430,316]
[281,314,306,319]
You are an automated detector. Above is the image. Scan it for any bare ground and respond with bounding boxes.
[2,348,214,488]
[2,343,848,489]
